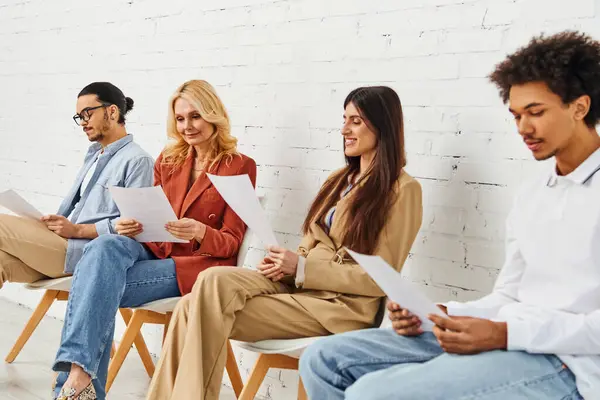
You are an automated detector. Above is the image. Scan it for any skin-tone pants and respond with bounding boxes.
[0,214,68,288]
[146,267,331,400]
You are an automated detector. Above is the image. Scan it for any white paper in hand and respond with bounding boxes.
[346,249,446,331]
[109,186,187,243]
[207,174,278,247]
[0,190,43,220]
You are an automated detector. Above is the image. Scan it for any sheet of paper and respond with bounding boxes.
[0,189,43,220]
[346,249,446,331]
[109,186,187,243]
[207,173,278,247]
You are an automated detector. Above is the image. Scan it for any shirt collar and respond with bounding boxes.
[86,134,133,157]
[547,147,600,186]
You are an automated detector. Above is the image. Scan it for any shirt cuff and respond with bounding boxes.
[95,218,115,236]
[504,315,530,352]
[295,256,306,288]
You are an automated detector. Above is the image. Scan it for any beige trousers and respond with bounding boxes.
[0,214,68,288]
[146,267,330,400]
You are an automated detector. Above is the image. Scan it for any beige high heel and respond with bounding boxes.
[56,381,97,400]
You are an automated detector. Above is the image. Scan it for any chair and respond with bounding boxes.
[5,276,73,363]
[232,299,388,400]
[105,227,256,394]
[4,276,153,373]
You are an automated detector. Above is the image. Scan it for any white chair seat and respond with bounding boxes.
[133,297,181,313]
[232,337,326,358]
[24,276,73,291]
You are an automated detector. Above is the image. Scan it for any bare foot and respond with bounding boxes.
[61,364,92,396]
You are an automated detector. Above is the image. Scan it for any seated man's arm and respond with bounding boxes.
[504,306,600,355]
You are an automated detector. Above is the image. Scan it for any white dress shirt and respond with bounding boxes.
[446,148,600,399]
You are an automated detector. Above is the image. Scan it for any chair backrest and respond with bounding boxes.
[236,195,265,267]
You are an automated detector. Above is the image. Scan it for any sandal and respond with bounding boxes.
[56,381,96,400]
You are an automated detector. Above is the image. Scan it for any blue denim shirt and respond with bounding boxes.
[57,134,154,273]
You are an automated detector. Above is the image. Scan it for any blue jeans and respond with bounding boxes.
[299,328,582,400]
[52,235,181,400]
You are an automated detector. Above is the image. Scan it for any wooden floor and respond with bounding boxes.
[0,298,237,399]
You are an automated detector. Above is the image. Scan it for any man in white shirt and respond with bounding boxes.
[299,31,600,400]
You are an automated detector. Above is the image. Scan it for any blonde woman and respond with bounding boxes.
[51,80,257,400]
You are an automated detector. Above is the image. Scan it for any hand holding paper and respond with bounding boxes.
[109,186,186,243]
[207,173,278,247]
[346,249,446,331]
[0,189,43,220]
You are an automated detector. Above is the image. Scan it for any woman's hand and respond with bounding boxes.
[257,246,299,281]
[165,218,207,242]
[257,258,285,282]
[115,219,143,237]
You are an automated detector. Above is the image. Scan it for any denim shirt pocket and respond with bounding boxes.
[91,178,124,213]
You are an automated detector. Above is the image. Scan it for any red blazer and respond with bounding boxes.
[145,151,257,295]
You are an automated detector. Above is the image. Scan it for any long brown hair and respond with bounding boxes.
[302,86,406,254]
[162,80,238,171]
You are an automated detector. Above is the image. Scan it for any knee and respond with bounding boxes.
[83,234,135,259]
[193,266,235,289]
[300,335,346,380]
[85,234,127,250]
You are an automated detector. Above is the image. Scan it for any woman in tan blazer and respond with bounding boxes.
[52,80,256,400]
[146,86,423,400]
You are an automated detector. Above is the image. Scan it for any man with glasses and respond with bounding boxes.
[0,82,153,287]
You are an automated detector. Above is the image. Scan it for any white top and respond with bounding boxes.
[447,148,600,400]
[80,156,100,196]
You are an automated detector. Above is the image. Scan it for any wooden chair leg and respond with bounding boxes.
[238,354,271,400]
[163,312,172,345]
[226,340,244,398]
[106,310,149,393]
[5,289,60,363]
[298,378,308,400]
[119,308,155,378]
[110,342,116,359]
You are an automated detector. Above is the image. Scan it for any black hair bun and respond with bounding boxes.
[125,97,134,112]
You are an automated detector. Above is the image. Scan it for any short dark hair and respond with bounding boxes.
[78,82,134,124]
[489,31,600,127]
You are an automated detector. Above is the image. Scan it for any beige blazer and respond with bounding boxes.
[290,171,423,334]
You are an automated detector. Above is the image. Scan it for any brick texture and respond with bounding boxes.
[1,0,599,398]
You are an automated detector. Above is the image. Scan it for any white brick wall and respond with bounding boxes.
[1,0,599,398]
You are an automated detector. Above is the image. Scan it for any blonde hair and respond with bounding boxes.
[162,80,238,170]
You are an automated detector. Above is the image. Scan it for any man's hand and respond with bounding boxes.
[429,314,507,355]
[41,215,80,238]
[165,218,206,241]
[116,219,143,237]
[388,300,423,336]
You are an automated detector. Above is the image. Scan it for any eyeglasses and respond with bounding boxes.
[73,104,110,126]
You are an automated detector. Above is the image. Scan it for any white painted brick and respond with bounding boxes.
[411,232,466,262]
[456,106,514,133]
[428,258,498,292]
[464,210,506,240]
[458,52,504,78]
[454,159,523,187]
[419,179,479,209]
[440,27,505,53]
[2,2,599,398]
[404,106,460,132]
[465,239,505,269]
[423,206,466,236]
[404,154,457,181]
